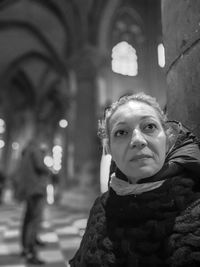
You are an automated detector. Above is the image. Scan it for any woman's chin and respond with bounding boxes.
[126,166,161,182]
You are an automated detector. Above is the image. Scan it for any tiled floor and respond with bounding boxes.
[0,203,88,266]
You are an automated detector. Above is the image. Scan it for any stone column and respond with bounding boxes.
[70,46,101,193]
[162,0,200,137]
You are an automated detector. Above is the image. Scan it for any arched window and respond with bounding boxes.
[111,41,138,76]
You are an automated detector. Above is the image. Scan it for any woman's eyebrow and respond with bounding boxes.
[140,115,157,120]
[111,115,158,128]
[110,122,126,132]
[115,115,156,124]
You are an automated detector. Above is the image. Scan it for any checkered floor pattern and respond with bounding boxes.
[0,203,88,266]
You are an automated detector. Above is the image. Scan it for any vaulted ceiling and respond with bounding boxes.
[0,0,109,136]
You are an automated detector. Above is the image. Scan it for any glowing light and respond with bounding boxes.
[0,119,5,134]
[0,118,5,127]
[12,142,19,150]
[0,140,5,149]
[0,127,5,134]
[59,119,68,128]
[52,145,62,154]
[52,145,63,172]
[46,184,54,204]
[112,41,138,76]
[157,43,165,68]
[44,156,53,168]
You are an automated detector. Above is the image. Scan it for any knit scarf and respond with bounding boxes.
[110,174,165,196]
[69,124,200,267]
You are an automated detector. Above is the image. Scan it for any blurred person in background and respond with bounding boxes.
[18,139,50,265]
[70,92,200,267]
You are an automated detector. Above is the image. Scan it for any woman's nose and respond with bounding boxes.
[130,129,147,148]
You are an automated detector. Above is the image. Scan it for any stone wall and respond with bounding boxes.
[162,0,200,137]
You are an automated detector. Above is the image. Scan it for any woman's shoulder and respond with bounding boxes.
[83,192,109,229]
[89,191,109,213]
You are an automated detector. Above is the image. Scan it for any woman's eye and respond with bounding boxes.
[114,130,128,137]
[143,123,157,132]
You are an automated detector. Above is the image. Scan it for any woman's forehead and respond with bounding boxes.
[110,101,159,123]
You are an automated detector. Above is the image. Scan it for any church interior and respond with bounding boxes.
[0,0,199,266]
[0,0,167,197]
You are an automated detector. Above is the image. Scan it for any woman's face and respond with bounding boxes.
[108,101,168,183]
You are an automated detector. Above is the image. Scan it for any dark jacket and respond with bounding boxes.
[15,141,49,200]
[69,125,200,267]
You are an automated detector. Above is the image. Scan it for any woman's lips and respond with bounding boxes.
[130,154,152,161]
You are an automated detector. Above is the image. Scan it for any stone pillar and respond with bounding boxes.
[162,0,200,137]
[70,46,101,193]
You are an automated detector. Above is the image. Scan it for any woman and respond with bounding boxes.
[69,93,200,267]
